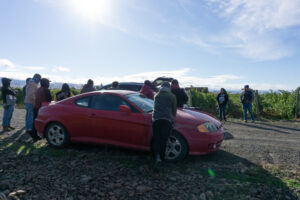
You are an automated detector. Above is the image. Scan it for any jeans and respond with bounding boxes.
[2,104,14,127]
[242,103,254,121]
[152,119,172,161]
[25,103,34,131]
[219,104,226,121]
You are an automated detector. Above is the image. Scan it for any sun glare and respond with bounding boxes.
[67,0,112,22]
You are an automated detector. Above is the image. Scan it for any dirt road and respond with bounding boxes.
[0,108,299,200]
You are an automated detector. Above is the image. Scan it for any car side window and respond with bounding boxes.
[91,94,139,112]
[75,96,90,108]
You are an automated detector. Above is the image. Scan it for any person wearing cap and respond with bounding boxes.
[80,79,95,94]
[1,78,16,132]
[216,88,229,121]
[240,85,255,122]
[140,80,154,100]
[152,81,177,172]
[171,79,188,108]
[24,73,41,141]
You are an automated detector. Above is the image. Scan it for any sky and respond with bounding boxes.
[0,0,300,91]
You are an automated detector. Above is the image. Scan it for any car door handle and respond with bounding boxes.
[88,113,96,118]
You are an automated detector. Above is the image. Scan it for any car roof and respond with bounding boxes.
[84,90,137,96]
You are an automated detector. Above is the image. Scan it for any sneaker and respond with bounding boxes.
[244,120,247,123]
[8,126,15,130]
[251,120,255,123]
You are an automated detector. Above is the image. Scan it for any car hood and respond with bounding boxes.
[175,109,221,127]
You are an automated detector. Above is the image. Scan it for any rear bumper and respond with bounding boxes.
[187,128,225,155]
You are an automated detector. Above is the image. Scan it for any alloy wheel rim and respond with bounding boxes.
[48,125,65,146]
[165,135,182,160]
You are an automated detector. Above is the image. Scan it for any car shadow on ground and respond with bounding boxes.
[0,129,299,200]
[230,121,291,134]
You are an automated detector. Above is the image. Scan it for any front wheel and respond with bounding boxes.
[165,131,188,161]
[45,122,70,148]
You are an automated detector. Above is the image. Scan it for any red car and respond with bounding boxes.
[35,90,224,161]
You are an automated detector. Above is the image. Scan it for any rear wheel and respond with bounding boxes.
[165,131,188,161]
[45,123,70,148]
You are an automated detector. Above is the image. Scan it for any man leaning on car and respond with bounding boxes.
[152,81,177,172]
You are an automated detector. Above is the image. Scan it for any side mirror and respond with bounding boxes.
[118,105,131,114]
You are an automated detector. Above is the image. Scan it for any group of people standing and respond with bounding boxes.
[216,85,255,122]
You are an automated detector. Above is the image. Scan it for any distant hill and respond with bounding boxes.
[0,77,83,89]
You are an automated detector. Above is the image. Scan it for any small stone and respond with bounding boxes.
[16,190,26,195]
[206,190,214,199]
[8,192,17,197]
[91,188,98,193]
[168,177,177,182]
[136,185,152,193]
[80,175,92,183]
[199,193,207,200]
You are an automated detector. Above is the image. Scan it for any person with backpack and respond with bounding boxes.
[171,79,188,108]
[152,82,177,172]
[240,85,255,123]
[1,78,16,132]
[80,79,95,94]
[55,83,73,101]
[140,80,154,100]
[216,88,229,121]
[24,73,41,141]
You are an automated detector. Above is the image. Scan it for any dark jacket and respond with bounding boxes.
[216,93,228,105]
[80,84,95,94]
[171,88,188,108]
[1,86,16,104]
[34,87,52,110]
[140,85,154,100]
[240,90,254,104]
[152,88,177,123]
[55,91,71,101]
[22,85,27,100]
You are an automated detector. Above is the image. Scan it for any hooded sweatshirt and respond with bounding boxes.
[152,87,177,123]
[140,85,154,100]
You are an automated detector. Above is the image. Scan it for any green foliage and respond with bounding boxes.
[189,88,299,120]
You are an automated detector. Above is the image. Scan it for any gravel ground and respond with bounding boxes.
[0,108,299,200]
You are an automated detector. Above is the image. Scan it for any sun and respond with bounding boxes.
[67,0,112,22]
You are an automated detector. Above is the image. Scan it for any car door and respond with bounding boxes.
[65,95,95,138]
[89,94,146,149]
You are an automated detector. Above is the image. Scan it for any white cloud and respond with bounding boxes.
[52,66,71,72]
[0,59,15,69]
[24,66,45,71]
[204,0,300,60]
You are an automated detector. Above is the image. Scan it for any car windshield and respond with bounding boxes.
[125,93,154,113]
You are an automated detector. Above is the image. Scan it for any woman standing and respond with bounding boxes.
[1,78,16,132]
[216,88,228,121]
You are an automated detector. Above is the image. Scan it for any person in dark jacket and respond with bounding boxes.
[216,88,229,121]
[80,79,95,94]
[240,85,255,122]
[111,81,119,89]
[171,79,188,108]
[1,78,16,132]
[140,80,154,100]
[55,83,72,101]
[32,78,52,141]
[22,77,31,101]
[152,82,177,172]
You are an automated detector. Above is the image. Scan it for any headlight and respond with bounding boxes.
[197,122,218,133]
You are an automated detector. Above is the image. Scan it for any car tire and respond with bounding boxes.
[45,122,70,148]
[165,131,188,161]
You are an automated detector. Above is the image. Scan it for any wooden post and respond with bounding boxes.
[296,89,299,119]
[255,90,259,119]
